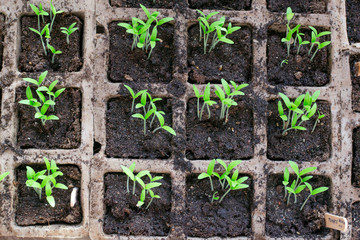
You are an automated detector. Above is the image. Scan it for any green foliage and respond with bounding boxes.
[198,159,249,203]
[308,26,331,61]
[121,163,163,209]
[0,172,9,182]
[280,59,288,67]
[47,44,62,63]
[124,85,176,136]
[19,71,65,125]
[196,10,240,54]
[118,4,174,59]
[60,22,78,44]
[278,90,323,135]
[312,111,325,133]
[25,157,68,207]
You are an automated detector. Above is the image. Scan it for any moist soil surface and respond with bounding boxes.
[351,55,360,112]
[352,202,360,239]
[0,14,4,72]
[110,0,174,8]
[267,0,327,13]
[186,98,253,160]
[266,174,332,237]
[188,0,251,10]
[103,173,171,236]
[183,174,252,237]
[106,97,173,159]
[19,14,83,72]
[188,25,252,84]
[346,0,360,44]
[15,164,82,226]
[267,29,330,86]
[16,87,82,149]
[352,127,360,186]
[267,100,331,162]
[108,23,174,83]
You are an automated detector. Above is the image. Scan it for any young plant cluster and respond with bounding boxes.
[124,85,176,136]
[281,7,331,63]
[193,79,248,123]
[283,161,328,210]
[196,10,241,54]
[121,163,163,209]
[19,71,65,125]
[277,90,325,135]
[25,157,68,207]
[198,159,249,203]
[0,172,9,182]
[118,4,174,59]
[30,0,79,63]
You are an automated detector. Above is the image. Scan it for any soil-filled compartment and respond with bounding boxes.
[186,98,253,160]
[266,174,332,237]
[183,173,253,237]
[15,164,82,226]
[108,22,174,83]
[267,0,327,13]
[106,97,173,159]
[188,24,252,84]
[110,0,174,9]
[346,0,360,44]
[19,14,83,72]
[351,55,360,112]
[103,173,171,236]
[352,127,360,187]
[352,202,360,239]
[16,87,82,149]
[267,26,330,86]
[188,0,251,10]
[267,100,331,162]
[0,14,4,72]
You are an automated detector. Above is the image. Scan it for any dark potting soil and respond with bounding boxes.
[188,25,252,84]
[15,164,82,226]
[106,97,173,159]
[0,14,4,71]
[19,14,83,72]
[267,0,327,13]
[351,55,360,112]
[186,98,253,160]
[108,22,174,83]
[267,100,331,162]
[346,0,360,44]
[103,173,171,236]
[352,202,360,239]
[183,174,252,237]
[266,174,332,237]
[189,0,251,10]
[267,28,330,86]
[110,0,174,8]
[352,127,360,187]
[16,87,82,149]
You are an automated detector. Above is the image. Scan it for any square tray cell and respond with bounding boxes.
[186,98,254,160]
[19,14,83,72]
[188,24,252,84]
[108,22,174,83]
[183,174,253,237]
[103,173,171,236]
[110,0,175,8]
[346,0,360,44]
[267,0,327,13]
[189,0,251,10]
[16,87,82,149]
[267,27,330,86]
[266,174,332,237]
[106,97,173,159]
[267,100,331,162]
[15,164,82,226]
[351,55,360,112]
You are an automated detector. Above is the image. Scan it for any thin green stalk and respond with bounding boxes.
[66,35,70,44]
[199,103,206,121]
[310,48,319,62]
[287,192,292,205]
[150,114,156,128]
[51,54,56,64]
[287,42,290,57]
[126,176,129,193]
[132,180,136,195]
[312,119,319,133]
[219,188,231,203]
[197,98,200,118]
[209,177,214,192]
[143,119,147,135]
[206,104,211,119]
[284,186,287,200]
[146,197,154,209]
[308,43,314,56]
[35,187,42,199]
[131,99,135,112]
[225,106,230,123]
[300,194,311,210]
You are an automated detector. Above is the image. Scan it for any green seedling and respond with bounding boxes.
[197,10,240,54]
[49,0,64,33]
[124,85,147,113]
[118,4,173,59]
[278,90,322,135]
[195,83,217,121]
[60,22,78,44]
[25,157,68,207]
[211,191,219,203]
[221,170,248,203]
[215,79,248,123]
[285,7,294,36]
[308,26,331,57]
[312,111,325,133]
[282,24,301,57]
[310,40,331,62]
[36,79,65,111]
[152,109,176,136]
[280,59,288,67]
[301,182,328,210]
[137,173,163,209]
[296,33,310,55]
[47,44,62,64]
[29,23,49,56]
[213,159,242,190]
[132,92,155,135]
[121,164,149,195]
[282,167,289,200]
[0,172,9,182]
[198,159,216,191]
[29,4,49,55]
